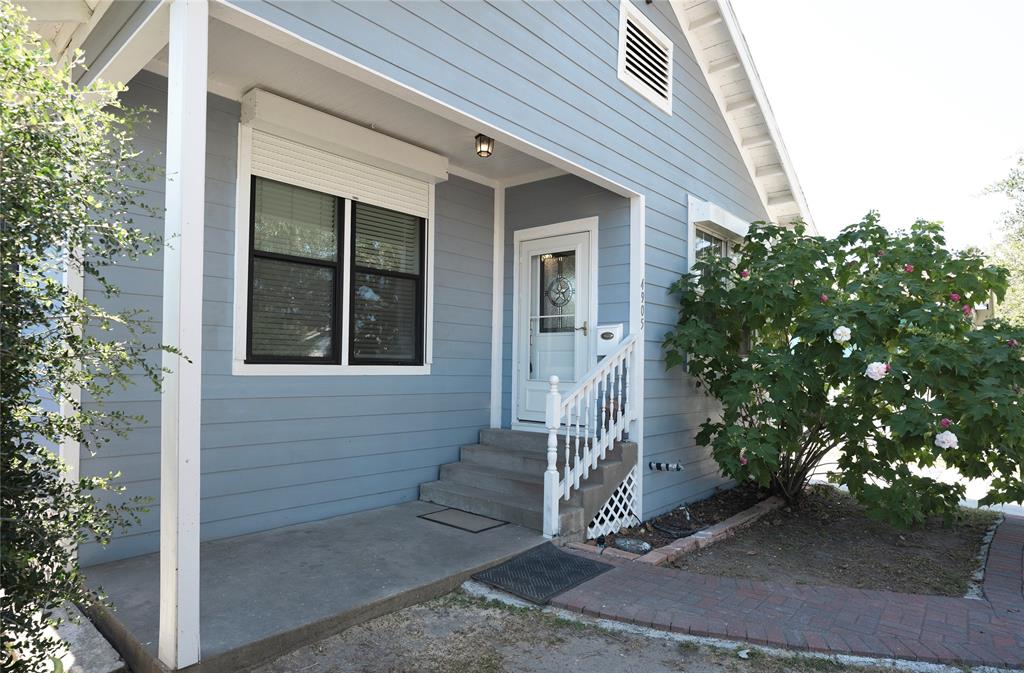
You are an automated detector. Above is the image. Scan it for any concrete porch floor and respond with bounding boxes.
[83,501,545,673]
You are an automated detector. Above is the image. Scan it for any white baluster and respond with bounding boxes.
[544,375,561,538]
[573,395,582,489]
[624,346,633,431]
[582,385,591,480]
[614,360,622,438]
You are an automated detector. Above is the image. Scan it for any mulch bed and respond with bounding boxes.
[595,482,768,550]
[670,484,1000,596]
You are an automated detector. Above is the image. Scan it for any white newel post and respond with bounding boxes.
[543,375,561,537]
[159,0,207,668]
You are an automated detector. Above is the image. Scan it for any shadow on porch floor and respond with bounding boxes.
[83,501,545,673]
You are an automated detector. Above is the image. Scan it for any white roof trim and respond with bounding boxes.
[670,0,815,233]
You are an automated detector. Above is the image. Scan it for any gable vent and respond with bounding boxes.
[618,2,674,115]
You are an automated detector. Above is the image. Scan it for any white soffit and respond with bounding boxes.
[23,0,110,63]
[670,0,816,233]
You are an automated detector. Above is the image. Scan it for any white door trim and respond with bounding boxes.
[511,217,599,431]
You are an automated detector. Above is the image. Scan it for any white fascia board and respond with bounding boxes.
[716,0,815,233]
[669,0,815,233]
[240,88,448,184]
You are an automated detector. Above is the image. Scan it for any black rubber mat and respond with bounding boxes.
[472,542,613,604]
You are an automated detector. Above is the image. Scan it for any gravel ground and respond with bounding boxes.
[244,591,905,673]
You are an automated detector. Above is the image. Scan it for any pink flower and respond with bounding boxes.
[740,270,750,279]
[865,362,888,380]
[962,304,972,316]
[739,454,748,466]
[940,418,952,429]
[903,264,914,273]
[949,292,961,302]
[1009,339,1021,348]
[875,250,884,257]
[819,294,829,303]
[884,363,892,373]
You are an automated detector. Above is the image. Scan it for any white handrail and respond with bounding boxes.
[543,334,640,537]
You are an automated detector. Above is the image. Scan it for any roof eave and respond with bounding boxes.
[669,0,816,234]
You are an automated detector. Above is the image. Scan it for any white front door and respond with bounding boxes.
[514,226,596,424]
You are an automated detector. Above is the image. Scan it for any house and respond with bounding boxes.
[30,0,812,669]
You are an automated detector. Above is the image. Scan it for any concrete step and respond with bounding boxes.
[440,462,543,495]
[442,461,613,510]
[460,442,626,479]
[460,444,552,475]
[479,428,551,451]
[419,480,584,535]
[420,426,638,540]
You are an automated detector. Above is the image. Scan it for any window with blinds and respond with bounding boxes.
[246,176,426,366]
[248,177,341,363]
[617,2,673,114]
[350,202,425,365]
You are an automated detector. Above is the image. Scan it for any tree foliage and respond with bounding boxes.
[663,214,1024,526]
[1,3,164,669]
[987,154,1024,326]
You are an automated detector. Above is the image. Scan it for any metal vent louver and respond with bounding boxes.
[624,18,670,101]
[617,3,673,114]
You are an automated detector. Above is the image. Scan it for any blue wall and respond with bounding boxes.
[217,0,768,517]
[501,175,630,426]
[78,0,774,557]
[80,72,497,564]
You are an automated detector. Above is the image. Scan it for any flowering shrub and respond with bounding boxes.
[663,214,1024,526]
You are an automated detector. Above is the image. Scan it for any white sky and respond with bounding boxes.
[730,0,1024,252]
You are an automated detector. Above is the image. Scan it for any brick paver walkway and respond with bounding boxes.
[551,515,1024,668]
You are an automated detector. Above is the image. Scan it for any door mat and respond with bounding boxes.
[419,508,507,533]
[472,542,613,604]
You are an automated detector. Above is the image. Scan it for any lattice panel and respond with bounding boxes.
[586,466,640,539]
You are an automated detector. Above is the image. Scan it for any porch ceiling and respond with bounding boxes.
[143,19,562,186]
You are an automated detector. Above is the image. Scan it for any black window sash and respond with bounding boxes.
[245,175,345,365]
[347,201,427,366]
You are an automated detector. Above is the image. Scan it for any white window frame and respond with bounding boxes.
[232,91,447,376]
[617,1,674,115]
[687,195,748,273]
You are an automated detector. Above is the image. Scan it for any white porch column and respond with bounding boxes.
[489,185,505,428]
[628,194,646,521]
[159,0,207,668]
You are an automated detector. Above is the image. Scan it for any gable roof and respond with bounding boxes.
[670,0,815,232]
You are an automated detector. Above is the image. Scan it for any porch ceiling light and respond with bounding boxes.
[475,133,494,158]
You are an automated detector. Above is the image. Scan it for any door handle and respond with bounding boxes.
[576,320,588,336]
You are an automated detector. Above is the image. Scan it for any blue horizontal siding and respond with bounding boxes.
[79,71,497,564]
[77,0,772,535]
[218,0,766,515]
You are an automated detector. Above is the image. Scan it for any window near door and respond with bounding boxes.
[693,227,730,265]
[350,202,425,365]
[693,226,742,276]
[246,176,426,366]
